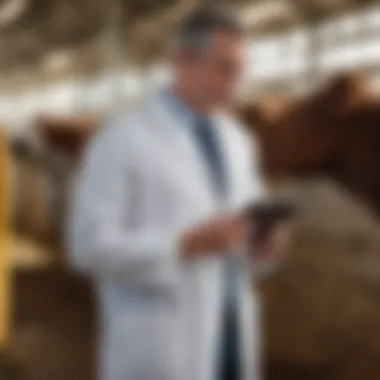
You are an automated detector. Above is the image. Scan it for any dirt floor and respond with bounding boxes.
[9,269,95,380]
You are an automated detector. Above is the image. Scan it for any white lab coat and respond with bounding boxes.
[68,92,267,380]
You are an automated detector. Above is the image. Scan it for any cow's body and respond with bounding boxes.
[240,73,380,215]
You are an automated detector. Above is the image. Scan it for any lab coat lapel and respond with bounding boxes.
[147,94,220,207]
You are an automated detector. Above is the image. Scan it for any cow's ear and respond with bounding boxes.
[325,74,354,101]
[322,72,368,111]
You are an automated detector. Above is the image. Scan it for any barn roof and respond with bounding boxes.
[0,0,378,86]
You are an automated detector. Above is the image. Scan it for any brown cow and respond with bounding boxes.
[239,72,380,214]
[12,116,97,251]
[37,116,97,248]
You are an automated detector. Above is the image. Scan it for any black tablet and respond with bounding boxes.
[243,200,297,224]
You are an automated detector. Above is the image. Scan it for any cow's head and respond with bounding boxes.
[36,115,95,161]
[239,72,373,178]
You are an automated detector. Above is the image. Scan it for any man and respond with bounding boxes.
[68,7,288,380]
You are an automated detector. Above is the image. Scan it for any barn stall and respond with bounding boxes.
[1,0,380,379]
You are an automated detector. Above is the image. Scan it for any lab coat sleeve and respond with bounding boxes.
[67,120,182,285]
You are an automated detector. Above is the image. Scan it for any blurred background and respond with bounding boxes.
[1,0,380,379]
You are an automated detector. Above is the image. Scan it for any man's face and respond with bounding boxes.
[179,31,247,110]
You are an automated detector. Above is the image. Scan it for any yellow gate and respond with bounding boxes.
[0,129,11,349]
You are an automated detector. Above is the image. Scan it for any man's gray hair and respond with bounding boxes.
[176,7,246,55]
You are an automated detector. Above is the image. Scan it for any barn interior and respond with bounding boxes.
[1,0,380,379]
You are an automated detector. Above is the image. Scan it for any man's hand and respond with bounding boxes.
[180,214,249,260]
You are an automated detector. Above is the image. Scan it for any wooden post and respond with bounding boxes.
[0,128,11,349]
